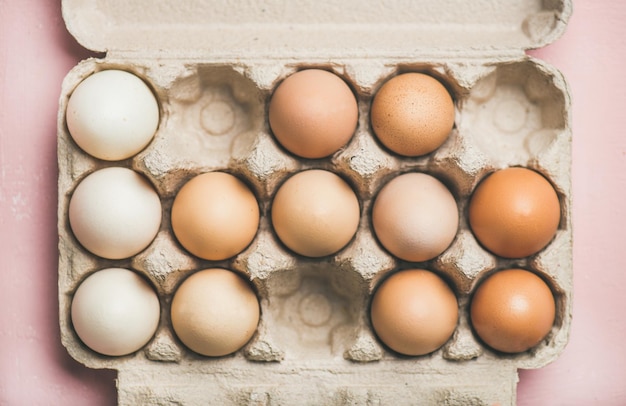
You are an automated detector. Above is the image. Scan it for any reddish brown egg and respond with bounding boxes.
[370,72,455,157]
[468,167,560,258]
[370,269,458,356]
[470,269,556,353]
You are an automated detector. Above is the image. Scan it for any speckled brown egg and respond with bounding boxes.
[268,69,358,159]
[468,167,560,258]
[370,72,455,157]
[370,269,458,356]
[470,269,556,353]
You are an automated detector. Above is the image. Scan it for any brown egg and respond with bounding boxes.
[468,167,560,258]
[370,269,458,356]
[171,268,260,357]
[268,69,358,159]
[371,172,459,262]
[470,269,556,353]
[171,172,259,261]
[271,169,360,257]
[370,72,455,157]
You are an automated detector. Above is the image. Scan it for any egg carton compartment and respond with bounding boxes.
[58,1,573,404]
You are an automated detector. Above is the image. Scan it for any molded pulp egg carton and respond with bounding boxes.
[57,1,573,405]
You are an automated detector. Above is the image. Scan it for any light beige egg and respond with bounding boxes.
[170,268,260,357]
[372,172,458,262]
[271,169,360,257]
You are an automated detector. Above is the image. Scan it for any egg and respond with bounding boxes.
[70,268,160,356]
[66,69,159,161]
[470,269,556,353]
[170,268,260,357]
[372,172,458,262]
[370,72,455,157]
[468,167,560,258]
[370,269,458,356]
[171,172,259,261]
[271,169,360,257]
[68,167,162,259]
[268,69,358,159]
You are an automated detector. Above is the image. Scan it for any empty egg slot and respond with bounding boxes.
[460,60,567,167]
[262,264,367,360]
[134,65,264,195]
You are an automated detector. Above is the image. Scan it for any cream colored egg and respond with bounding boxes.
[372,172,458,262]
[66,69,159,161]
[271,169,360,257]
[171,172,259,261]
[71,268,160,356]
[68,167,162,260]
[171,268,260,357]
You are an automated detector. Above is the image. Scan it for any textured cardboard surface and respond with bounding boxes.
[62,0,572,56]
[57,1,572,404]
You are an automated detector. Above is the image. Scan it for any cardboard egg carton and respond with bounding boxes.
[58,1,573,404]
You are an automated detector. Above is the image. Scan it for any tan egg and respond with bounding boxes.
[271,169,360,257]
[268,69,358,159]
[468,167,560,258]
[370,72,455,157]
[370,269,458,356]
[372,172,458,262]
[171,268,260,357]
[470,269,556,353]
[171,172,259,261]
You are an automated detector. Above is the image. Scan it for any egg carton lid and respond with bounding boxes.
[62,0,572,60]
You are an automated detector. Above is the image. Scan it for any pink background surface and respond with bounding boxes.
[1,1,625,404]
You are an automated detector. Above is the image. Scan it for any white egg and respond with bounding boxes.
[69,167,162,259]
[66,69,159,161]
[71,268,160,356]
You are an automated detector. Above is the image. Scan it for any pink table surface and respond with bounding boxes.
[1,1,625,405]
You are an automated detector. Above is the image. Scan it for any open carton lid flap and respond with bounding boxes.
[63,0,572,59]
